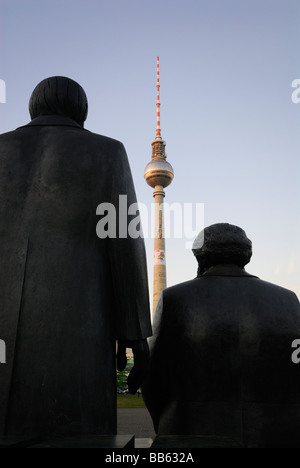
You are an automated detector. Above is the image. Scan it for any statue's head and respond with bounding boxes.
[29,76,88,127]
[192,223,252,276]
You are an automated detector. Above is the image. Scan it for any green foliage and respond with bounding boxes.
[116,362,133,392]
[116,369,128,391]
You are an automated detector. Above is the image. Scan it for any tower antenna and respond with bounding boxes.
[156,56,161,139]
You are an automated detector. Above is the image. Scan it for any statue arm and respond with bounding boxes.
[105,141,152,392]
[108,141,152,341]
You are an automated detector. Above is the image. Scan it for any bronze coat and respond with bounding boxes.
[142,265,300,447]
[0,115,151,435]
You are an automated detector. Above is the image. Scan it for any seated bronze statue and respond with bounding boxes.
[142,223,300,448]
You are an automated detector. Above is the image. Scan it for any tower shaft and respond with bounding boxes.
[153,185,166,318]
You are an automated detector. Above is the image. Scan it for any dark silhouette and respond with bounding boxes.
[142,223,300,448]
[0,76,152,436]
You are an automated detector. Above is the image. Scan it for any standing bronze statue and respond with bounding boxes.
[142,223,300,448]
[0,76,152,436]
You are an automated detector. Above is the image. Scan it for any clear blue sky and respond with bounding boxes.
[1,0,299,308]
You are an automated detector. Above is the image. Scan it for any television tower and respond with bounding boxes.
[144,57,174,320]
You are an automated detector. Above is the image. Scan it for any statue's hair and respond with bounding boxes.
[29,76,88,127]
[192,223,252,276]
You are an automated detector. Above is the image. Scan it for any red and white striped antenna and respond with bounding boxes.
[156,56,161,139]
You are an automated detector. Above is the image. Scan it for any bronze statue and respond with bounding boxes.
[0,76,152,435]
[142,223,300,448]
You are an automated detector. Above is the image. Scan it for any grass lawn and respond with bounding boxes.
[117,393,146,408]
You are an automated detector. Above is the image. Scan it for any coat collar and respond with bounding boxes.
[201,264,258,278]
[18,115,87,130]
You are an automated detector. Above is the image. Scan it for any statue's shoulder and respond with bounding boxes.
[86,129,124,149]
[162,275,299,309]
[0,127,30,148]
[163,278,201,300]
[251,277,299,303]
[0,128,24,140]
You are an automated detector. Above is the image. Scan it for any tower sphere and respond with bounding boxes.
[144,158,174,189]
